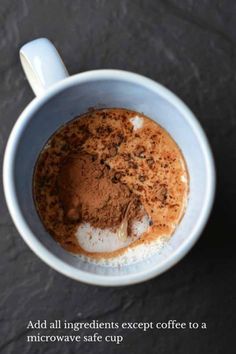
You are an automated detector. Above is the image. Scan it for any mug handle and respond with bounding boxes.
[19,38,69,96]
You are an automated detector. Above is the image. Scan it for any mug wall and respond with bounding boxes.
[13,79,208,276]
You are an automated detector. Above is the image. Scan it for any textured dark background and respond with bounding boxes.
[0,0,235,353]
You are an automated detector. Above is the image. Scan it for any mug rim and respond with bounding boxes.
[3,69,216,286]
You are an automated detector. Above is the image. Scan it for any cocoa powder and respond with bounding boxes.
[57,151,140,229]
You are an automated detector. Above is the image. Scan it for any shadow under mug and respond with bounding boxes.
[3,38,215,286]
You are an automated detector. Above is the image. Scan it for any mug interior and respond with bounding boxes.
[8,72,214,284]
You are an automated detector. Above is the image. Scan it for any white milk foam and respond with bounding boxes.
[75,214,170,267]
[76,214,150,253]
[129,115,143,130]
[76,234,169,267]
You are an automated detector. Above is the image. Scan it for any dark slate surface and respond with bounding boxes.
[0,1,235,353]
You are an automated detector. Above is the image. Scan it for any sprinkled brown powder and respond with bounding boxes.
[33,108,189,257]
[57,151,142,230]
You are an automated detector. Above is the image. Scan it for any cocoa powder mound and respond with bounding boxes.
[57,151,140,229]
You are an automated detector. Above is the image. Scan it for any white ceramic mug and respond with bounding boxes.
[3,38,215,286]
